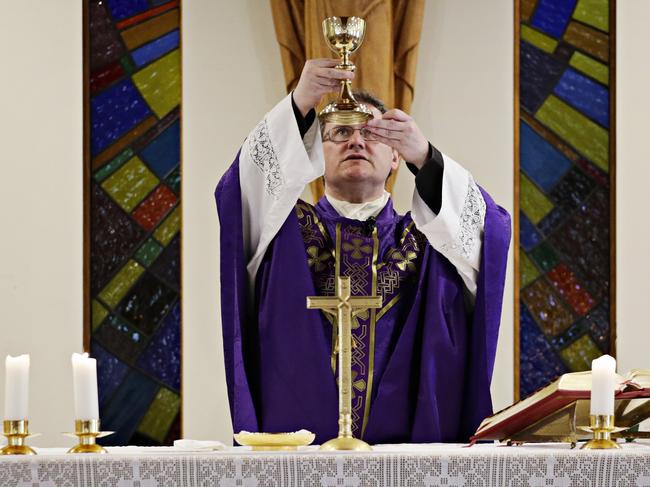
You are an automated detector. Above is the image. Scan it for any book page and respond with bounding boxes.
[626,369,650,389]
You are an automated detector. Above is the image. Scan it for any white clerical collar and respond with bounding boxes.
[325,190,390,221]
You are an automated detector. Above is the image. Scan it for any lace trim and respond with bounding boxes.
[441,174,486,259]
[457,175,486,259]
[248,118,283,198]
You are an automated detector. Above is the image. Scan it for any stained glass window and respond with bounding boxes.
[85,0,181,445]
[516,0,614,399]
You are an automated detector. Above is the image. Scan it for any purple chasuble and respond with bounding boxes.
[216,156,511,444]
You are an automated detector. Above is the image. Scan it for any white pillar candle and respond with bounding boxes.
[4,355,30,420]
[590,354,617,416]
[71,353,99,420]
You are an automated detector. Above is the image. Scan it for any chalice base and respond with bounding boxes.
[319,436,372,451]
[320,102,373,125]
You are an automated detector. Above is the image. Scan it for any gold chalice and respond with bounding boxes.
[319,16,373,124]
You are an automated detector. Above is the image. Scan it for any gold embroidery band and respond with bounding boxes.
[326,313,337,374]
[297,202,334,258]
[335,223,342,293]
[375,292,403,322]
[400,221,415,244]
[372,219,418,326]
[361,226,380,439]
[331,223,343,373]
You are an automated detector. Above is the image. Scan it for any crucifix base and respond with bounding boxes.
[319,436,372,451]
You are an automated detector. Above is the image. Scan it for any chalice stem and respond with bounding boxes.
[339,80,355,104]
[342,51,351,68]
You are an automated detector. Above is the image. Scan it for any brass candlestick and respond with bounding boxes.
[581,415,622,449]
[307,276,381,451]
[1,420,37,455]
[67,419,112,454]
[319,16,373,124]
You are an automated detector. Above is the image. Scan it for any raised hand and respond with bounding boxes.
[365,109,429,168]
[292,59,354,117]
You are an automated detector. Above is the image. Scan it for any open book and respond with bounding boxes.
[471,369,650,442]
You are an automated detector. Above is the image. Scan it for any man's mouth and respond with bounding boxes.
[343,154,370,163]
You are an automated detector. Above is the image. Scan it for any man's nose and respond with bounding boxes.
[347,129,366,148]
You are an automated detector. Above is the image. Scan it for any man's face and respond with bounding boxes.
[322,106,399,189]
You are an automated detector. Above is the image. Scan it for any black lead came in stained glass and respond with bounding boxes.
[549,166,596,212]
[94,314,146,365]
[149,235,180,292]
[91,184,147,295]
[116,272,178,336]
[137,301,181,392]
[519,41,565,114]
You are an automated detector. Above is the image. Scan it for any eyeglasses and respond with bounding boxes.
[323,125,378,143]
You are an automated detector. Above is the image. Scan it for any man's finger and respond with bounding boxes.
[366,119,405,132]
[315,79,339,91]
[381,109,411,121]
[316,68,354,80]
[368,132,401,147]
[311,58,341,67]
[367,127,402,140]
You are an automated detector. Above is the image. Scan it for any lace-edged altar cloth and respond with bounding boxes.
[1,442,650,486]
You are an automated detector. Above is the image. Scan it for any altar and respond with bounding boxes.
[1,442,650,486]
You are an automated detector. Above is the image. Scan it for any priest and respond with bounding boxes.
[216,59,510,444]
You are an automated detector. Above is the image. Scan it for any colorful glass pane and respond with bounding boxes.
[530,0,577,38]
[553,68,609,127]
[90,79,152,155]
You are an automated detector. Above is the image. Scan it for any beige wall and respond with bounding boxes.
[0,2,82,446]
[616,0,650,375]
[0,0,646,446]
[183,0,287,443]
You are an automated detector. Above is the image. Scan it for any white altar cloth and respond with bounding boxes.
[1,442,650,486]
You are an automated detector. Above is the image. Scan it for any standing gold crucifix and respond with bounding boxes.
[306,276,382,451]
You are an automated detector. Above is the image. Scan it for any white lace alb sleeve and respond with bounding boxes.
[239,94,324,287]
[411,152,486,299]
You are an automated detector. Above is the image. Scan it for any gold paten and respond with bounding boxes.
[319,17,373,124]
[66,419,113,454]
[307,276,382,451]
[234,431,315,451]
[0,420,37,455]
[580,415,623,450]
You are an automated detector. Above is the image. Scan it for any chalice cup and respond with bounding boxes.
[319,16,373,124]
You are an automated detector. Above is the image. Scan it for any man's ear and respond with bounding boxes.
[391,149,400,171]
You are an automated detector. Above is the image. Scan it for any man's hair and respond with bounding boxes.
[351,89,387,114]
